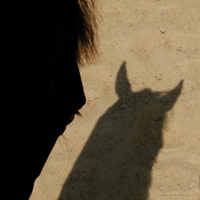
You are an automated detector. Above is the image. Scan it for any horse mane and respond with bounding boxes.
[47,1,97,66]
[76,0,97,65]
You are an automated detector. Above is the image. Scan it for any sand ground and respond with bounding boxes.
[30,1,200,199]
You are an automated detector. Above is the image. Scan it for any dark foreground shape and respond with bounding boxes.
[7,2,96,199]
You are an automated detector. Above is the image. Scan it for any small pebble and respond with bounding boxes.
[159,27,166,34]
[155,74,162,80]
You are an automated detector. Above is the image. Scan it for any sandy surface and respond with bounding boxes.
[30,1,200,199]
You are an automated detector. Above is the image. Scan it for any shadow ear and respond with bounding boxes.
[115,62,132,98]
[160,80,184,111]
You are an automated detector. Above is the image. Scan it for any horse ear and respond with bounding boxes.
[115,62,132,98]
[160,80,184,111]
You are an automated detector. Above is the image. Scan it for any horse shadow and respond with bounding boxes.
[59,62,183,200]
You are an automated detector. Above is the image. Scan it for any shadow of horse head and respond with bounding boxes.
[59,62,183,200]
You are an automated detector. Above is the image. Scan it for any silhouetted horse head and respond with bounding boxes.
[13,2,97,199]
[59,62,183,200]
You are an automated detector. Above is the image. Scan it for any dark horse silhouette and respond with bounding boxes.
[8,2,96,199]
[59,62,183,200]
